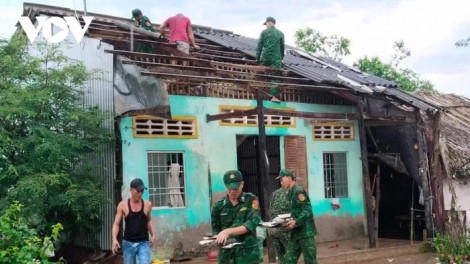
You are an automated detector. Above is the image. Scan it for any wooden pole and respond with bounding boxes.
[357,95,376,248]
[130,26,134,52]
[415,109,434,239]
[410,180,415,245]
[375,164,381,244]
[430,112,442,232]
[114,21,161,39]
[256,89,276,262]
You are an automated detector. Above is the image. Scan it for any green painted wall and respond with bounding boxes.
[119,95,364,255]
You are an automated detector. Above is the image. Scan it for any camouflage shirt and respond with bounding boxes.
[255,26,285,68]
[211,192,262,264]
[288,184,318,240]
[268,187,291,238]
[137,15,155,32]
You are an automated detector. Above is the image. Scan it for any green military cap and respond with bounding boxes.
[276,169,297,180]
[132,8,142,19]
[223,170,243,189]
[263,16,276,25]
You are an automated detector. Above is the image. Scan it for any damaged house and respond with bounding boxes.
[16,2,469,260]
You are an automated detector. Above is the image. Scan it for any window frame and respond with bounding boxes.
[133,115,198,139]
[218,105,296,128]
[322,151,349,199]
[312,122,355,141]
[146,150,187,210]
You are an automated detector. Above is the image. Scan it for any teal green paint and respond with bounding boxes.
[120,95,364,233]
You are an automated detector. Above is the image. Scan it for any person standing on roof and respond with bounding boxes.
[255,17,285,97]
[131,8,155,53]
[159,13,200,65]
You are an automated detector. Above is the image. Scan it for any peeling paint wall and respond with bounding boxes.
[120,95,365,258]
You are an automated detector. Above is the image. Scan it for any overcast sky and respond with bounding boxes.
[1,0,469,97]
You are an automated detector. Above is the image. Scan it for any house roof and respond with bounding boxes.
[19,2,439,112]
[196,30,397,89]
[414,91,470,175]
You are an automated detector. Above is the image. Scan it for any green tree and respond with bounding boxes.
[294,27,351,61]
[294,27,434,92]
[0,35,114,247]
[0,201,64,263]
[354,41,434,92]
[455,36,470,47]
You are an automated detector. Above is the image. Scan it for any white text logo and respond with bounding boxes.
[18,16,94,43]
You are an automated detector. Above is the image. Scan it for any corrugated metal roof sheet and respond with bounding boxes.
[195,29,399,89]
[195,29,439,110]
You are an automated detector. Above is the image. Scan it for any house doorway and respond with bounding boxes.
[236,135,281,219]
[370,161,425,240]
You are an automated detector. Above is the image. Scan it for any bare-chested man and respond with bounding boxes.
[112,178,156,264]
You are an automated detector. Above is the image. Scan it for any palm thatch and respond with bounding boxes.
[413,91,470,177]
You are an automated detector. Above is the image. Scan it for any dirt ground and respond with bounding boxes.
[367,252,439,264]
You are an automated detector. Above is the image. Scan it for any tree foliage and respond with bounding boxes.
[455,36,470,47]
[0,35,114,246]
[294,27,351,61]
[293,27,434,92]
[0,201,64,263]
[354,41,434,92]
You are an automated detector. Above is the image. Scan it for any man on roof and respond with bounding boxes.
[159,13,200,65]
[255,17,285,97]
[131,8,155,54]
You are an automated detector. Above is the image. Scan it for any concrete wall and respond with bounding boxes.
[443,178,470,211]
[120,95,365,258]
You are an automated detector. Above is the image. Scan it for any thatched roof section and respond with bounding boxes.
[414,91,470,176]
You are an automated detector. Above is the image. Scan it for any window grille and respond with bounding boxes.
[313,123,354,140]
[323,152,349,198]
[147,151,186,208]
[219,106,295,127]
[134,116,197,138]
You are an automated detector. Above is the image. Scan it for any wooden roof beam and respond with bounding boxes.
[121,60,311,83]
[206,108,359,122]
[139,71,351,91]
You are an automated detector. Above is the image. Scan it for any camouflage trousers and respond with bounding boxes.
[136,42,153,53]
[283,236,317,264]
[260,55,282,97]
[217,246,263,264]
[268,229,290,263]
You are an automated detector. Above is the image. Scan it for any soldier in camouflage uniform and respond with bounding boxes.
[131,8,155,53]
[211,170,263,264]
[276,169,318,264]
[255,17,285,97]
[268,187,291,263]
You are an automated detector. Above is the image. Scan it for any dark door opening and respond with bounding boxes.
[236,135,281,219]
[370,163,425,240]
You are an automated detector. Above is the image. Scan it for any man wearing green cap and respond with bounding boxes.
[131,8,155,53]
[276,169,318,264]
[210,170,263,263]
[255,16,285,97]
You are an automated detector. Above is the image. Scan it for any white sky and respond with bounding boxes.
[1,0,469,97]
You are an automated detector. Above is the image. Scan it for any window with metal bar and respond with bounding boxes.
[313,123,354,141]
[323,152,349,198]
[147,151,186,208]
